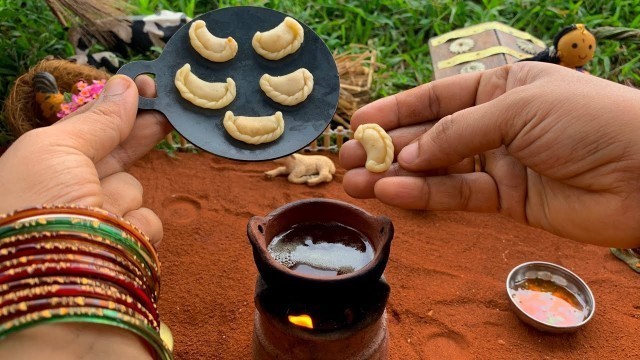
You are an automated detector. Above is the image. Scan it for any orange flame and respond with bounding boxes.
[288,314,314,329]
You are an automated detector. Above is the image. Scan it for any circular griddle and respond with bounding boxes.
[118,6,340,162]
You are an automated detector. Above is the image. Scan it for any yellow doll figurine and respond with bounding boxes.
[521,24,596,73]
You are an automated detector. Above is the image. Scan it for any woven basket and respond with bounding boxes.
[2,58,110,137]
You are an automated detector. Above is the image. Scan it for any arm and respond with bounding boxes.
[0,75,170,359]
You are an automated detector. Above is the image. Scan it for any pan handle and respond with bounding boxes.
[117,60,161,110]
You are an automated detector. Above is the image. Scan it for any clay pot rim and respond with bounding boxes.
[248,198,393,286]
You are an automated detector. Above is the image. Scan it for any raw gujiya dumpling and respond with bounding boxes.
[252,17,304,60]
[188,20,238,62]
[174,64,236,109]
[223,111,285,145]
[354,123,394,173]
[259,68,313,106]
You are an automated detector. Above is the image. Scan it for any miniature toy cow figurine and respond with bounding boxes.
[265,153,336,186]
[68,10,191,72]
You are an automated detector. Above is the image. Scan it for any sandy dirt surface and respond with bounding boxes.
[129,150,640,360]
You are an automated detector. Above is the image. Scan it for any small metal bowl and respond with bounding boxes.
[506,261,595,333]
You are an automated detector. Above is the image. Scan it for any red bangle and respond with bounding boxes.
[0,233,158,292]
[0,261,158,321]
[0,283,158,330]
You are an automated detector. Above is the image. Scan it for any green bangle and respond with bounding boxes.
[0,215,158,273]
[0,307,173,360]
[0,296,150,324]
[0,205,158,266]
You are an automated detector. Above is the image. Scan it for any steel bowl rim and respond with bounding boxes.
[505,261,596,331]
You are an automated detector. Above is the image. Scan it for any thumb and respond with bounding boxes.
[50,75,140,163]
[397,92,524,171]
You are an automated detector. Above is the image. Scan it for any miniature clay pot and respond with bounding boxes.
[247,198,393,295]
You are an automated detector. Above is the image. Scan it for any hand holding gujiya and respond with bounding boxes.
[340,62,640,248]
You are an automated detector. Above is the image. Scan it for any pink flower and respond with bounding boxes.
[56,78,107,119]
[75,81,88,90]
[91,85,105,95]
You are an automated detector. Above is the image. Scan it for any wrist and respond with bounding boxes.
[0,323,153,360]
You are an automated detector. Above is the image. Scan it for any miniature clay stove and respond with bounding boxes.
[247,199,393,360]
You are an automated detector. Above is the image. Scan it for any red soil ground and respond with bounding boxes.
[130,150,640,360]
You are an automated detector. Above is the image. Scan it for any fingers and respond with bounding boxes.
[343,157,475,199]
[393,64,562,172]
[123,207,164,246]
[347,65,525,173]
[350,70,485,131]
[95,110,171,177]
[340,122,434,170]
[373,173,499,212]
[94,110,171,177]
[49,75,140,163]
[99,171,162,245]
[397,92,522,172]
[135,75,157,98]
[95,76,171,177]
[396,67,532,172]
[343,164,422,198]
[482,147,528,222]
[341,119,475,200]
[100,172,143,216]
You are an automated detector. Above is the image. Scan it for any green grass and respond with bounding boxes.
[1,0,639,146]
[0,0,73,143]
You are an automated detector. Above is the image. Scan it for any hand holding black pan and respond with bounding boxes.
[118,6,340,162]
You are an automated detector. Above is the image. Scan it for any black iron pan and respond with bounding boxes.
[118,6,340,161]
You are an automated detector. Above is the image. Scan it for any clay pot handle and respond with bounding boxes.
[375,215,394,249]
[247,216,268,249]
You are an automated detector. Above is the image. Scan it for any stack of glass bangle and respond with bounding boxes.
[0,204,173,360]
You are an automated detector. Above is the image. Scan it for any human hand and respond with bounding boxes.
[340,62,640,248]
[0,75,170,244]
[0,75,170,360]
